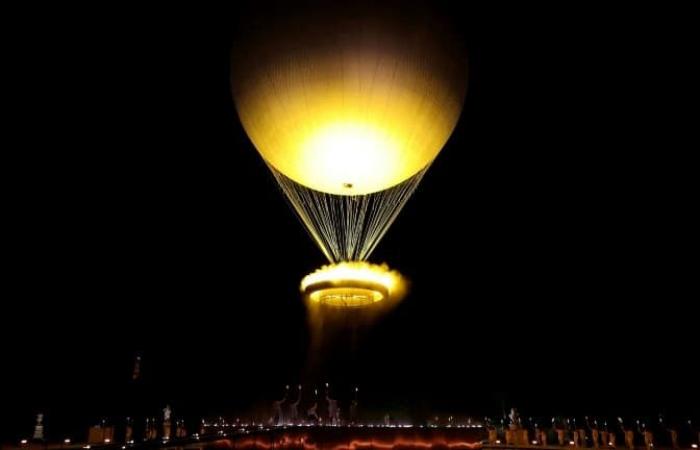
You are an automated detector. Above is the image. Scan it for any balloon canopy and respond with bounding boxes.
[231,4,467,261]
[231,7,467,196]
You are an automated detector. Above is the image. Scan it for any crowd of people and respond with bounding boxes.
[268,384,359,426]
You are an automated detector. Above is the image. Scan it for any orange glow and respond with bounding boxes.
[332,439,482,450]
[216,435,482,450]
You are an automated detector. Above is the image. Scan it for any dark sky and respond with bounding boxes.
[3,1,697,443]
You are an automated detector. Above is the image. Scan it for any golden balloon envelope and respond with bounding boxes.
[231,8,467,195]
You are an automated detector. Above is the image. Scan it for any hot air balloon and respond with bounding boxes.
[231,3,467,307]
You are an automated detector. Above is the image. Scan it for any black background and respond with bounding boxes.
[3,1,697,443]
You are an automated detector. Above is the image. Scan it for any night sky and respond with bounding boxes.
[3,1,697,443]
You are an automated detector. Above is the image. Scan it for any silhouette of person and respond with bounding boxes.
[539,422,548,446]
[685,420,696,447]
[578,418,587,448]
[623,419,635,450]
[349,387,359,425]
[669,421,678,449]
[508,408,520,429]
[601,421,610,448]
[610,430,617,447]
[592,419,600,448]
[144,418,151,441]
[289,385,302,425]
[269,386,289,425]
[642,423,653,450]
[326,385,339,426]
[307,389,319,423]
[556,418,566,446]
[657,415,674,449]
[487,418,498,445]
[162,405,172,440]
[125,417,133,444]
[571,418,580,447]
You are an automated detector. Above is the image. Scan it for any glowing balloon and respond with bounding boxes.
[231,9,466,196]
[231,6,467,263]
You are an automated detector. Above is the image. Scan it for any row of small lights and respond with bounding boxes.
[19,428,698,449]
[206,422,484,428]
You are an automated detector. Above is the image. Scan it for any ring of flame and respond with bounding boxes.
[301,262,406,308]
